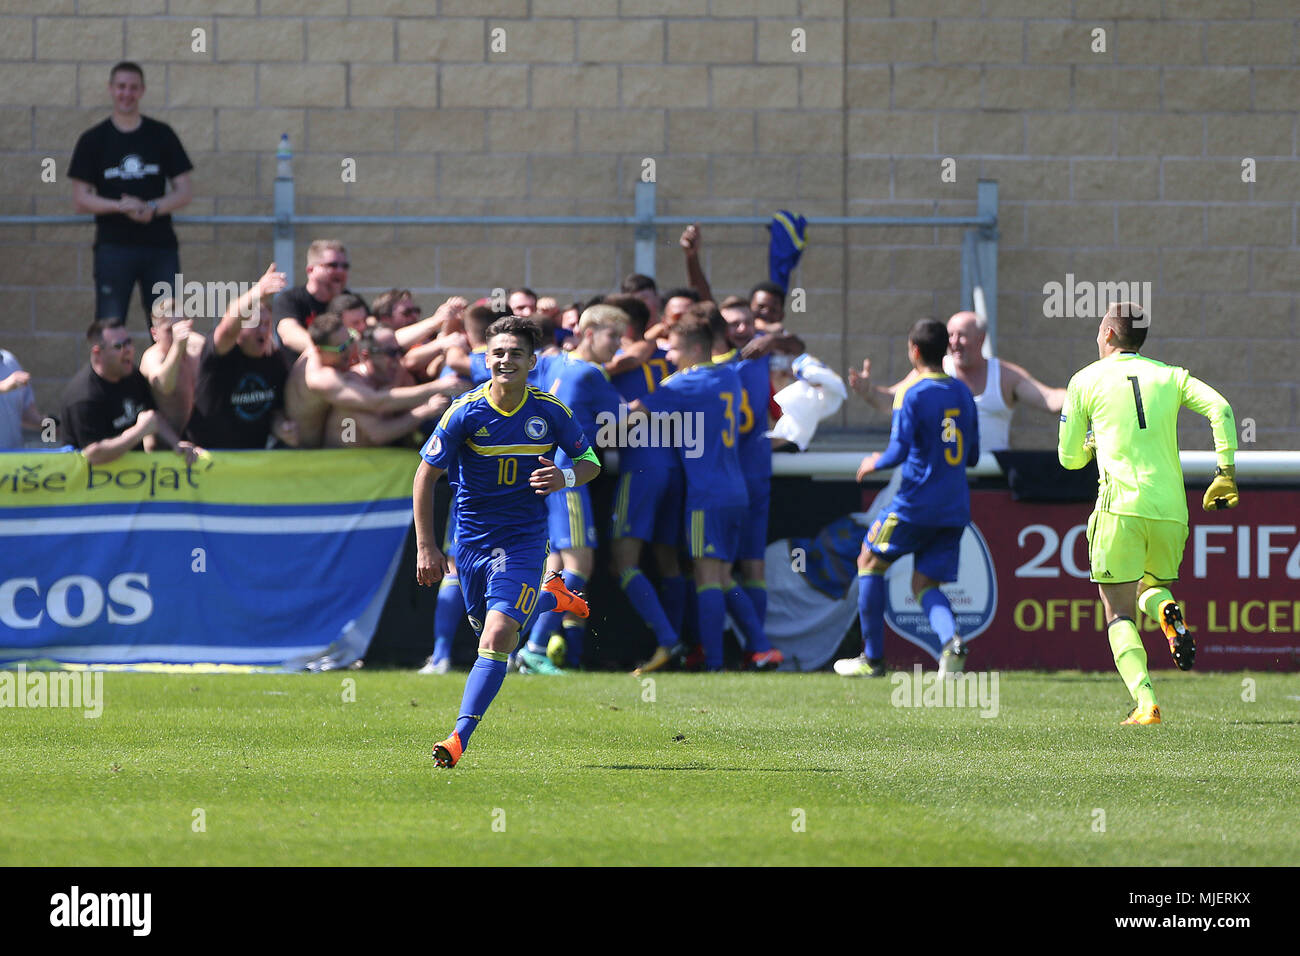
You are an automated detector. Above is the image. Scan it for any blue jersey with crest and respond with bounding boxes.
[420,383,593,551]
[611,348,676,473]
[641,362,747,510]
[541,352,624,468]
[876,373,980,527]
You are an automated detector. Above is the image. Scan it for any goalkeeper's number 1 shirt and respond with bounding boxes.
[1058,351,1236,525]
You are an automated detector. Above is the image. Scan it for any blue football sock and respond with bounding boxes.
[682,579,699,644]
[725,586,771,652]
[432,575,462,663]
[917,586,953,658]
[697,585,725,670]
[621,568,677,648]
[660,575,687,639]
[858,569,887,661]
[743,580,767,628]
[561,620,585,667]
[453,651,508,750]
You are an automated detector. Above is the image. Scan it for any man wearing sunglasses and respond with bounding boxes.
[272,239,353,356]
[285,312,464,449]
[60,318,202,466]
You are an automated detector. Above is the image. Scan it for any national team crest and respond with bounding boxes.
[524,416,547,440]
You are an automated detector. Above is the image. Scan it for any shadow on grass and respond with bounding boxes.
[585,764,841,773]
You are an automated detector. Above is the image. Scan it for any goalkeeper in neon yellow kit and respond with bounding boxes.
[1058,302,1238,726]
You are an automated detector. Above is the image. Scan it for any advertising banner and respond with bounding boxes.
[765,488,1300,672]
[0,449,415,670]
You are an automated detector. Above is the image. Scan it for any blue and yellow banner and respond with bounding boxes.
[0,449,416,670]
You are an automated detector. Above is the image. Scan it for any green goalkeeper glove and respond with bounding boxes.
[1202,465,1239,511]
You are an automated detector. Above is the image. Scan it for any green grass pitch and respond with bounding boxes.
[2,671,1295,866]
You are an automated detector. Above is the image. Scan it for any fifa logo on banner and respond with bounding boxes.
[891,665,1000,718]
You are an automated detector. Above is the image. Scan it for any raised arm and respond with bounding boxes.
[850,358,914,416]
[306,364,458,413]
[1004,359,1066,415]
[214,263,287,354]
[680,224,714,305]
[148,320,194,395]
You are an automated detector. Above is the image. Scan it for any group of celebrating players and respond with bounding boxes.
[408,279,1241,766]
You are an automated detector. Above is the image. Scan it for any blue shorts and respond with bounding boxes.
[686,504,747,563]
[456,541,549,635]
[610,467,684,546]
[546,485,598,551]
[737,480,770,562]
[864,513,964,582]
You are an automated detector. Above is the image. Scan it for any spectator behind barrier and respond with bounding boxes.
[373,288,421,330]
[322,327,452,449]
[272,238,351,356]
[61,318,202,466]
[285,311,462,449]
[329,292,370,335]
[0,348,42,449]
[138,295,205,441]
[184,263,296,450]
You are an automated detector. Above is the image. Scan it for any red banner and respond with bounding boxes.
[884,489,1300,672]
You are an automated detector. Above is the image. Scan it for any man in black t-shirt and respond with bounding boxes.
[186,263,297,450]
[61,319,202,466]
[68,62,194,325]
[272,239,352,356]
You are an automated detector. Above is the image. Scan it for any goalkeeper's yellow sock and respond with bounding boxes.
[1108,616,1157,708]
[1138,586,1175,626]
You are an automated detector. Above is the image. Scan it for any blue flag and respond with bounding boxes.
[768,210,807,292]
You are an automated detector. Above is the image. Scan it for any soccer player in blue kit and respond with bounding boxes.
[629,308,765,672]
[413,316,598,768]
[835,318,980,678]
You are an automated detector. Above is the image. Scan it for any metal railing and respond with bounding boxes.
[1,137,1000,338]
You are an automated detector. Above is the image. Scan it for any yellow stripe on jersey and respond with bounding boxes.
[438,383,489,429]
[526,386,573,416]
[465,441,554,457]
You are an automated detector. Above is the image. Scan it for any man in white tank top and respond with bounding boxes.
[851,310,1065,452]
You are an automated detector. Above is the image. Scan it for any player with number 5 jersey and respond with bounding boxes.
[413,316,600,768]
[836,318,980,680]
